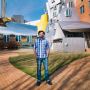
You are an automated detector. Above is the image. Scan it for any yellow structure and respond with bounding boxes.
[36,14,48,32]
[0,17,11,26]
[2,17,12,22]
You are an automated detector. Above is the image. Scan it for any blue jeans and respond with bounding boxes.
[36,57,50,82]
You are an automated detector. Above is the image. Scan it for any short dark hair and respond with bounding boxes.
[38,30,45,35]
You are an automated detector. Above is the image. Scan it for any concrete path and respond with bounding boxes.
[0,52,36,90]
[0,51,90,90]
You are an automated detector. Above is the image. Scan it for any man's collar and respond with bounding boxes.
[37,37,45,40]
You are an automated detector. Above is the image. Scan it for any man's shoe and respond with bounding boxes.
[46,80,52,85]
[36,81,41,86]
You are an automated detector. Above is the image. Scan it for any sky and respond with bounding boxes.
[0,0,47,21]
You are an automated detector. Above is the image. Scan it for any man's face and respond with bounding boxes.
[39,32,45,38]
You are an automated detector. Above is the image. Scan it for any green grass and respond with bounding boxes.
[9,52,90,80]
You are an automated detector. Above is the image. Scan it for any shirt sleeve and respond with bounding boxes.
[46,40,50,49]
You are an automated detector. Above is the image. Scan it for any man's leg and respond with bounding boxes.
[37,58,42,82]
[43,57,49,81]
[43,57,52,85]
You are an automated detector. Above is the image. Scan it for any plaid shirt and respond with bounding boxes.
[34,37,50,58]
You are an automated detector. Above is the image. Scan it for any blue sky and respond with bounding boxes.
[0,0,47,21]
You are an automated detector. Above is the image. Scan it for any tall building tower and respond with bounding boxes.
[1,0,6,18]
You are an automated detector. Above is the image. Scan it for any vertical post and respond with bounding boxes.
[31,35,32,42]
[6,35,7,42]
[20,35,22,42]
[28,36,30,43]
[18,35,19,42]
[83,32,88,49]
[8,35,10,42]
[1,0,6,18]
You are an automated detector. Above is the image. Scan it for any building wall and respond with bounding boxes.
[52,37,85,52]
[46,0,80,40]
[47,0,61,20]
[58,0,80,21]
[12,15,24,23]
[46,0,81,22]
[75,0,90,23]
[46,0,90,50]
[46,2,51,19]
[48,0,61,8]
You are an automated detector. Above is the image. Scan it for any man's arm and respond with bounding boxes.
[33,41,37,58]
[46,40,50,57]
[47,48,50,57]
[33,48,37,57]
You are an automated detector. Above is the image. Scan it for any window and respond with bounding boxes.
[80,5,84,14]
[81,0,83,2]
[53,29,56,35]
[53,12,57,17]
[59,5,62,13]
[53,39,63,43]
[69,2,73,8]
[54,6,57,10]
[46,28,49,33]
[67,2,73,8]
[88,1,90,8]
[67,34,73,37]
[52,0,55,3]
[65,9,72,17]
[50,19,52,24]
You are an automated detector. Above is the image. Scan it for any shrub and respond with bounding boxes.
[7,41,21,49]
[0,40,5,49]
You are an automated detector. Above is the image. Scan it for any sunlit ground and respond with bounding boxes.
[9,52,90,80]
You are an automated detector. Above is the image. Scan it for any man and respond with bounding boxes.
[33,30,52,86]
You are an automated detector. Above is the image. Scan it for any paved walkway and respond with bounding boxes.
[0,51,90,90]
[0,52,36,90]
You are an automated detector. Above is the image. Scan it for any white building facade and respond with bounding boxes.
[46,0,90,52]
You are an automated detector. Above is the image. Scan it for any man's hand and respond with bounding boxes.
[47,48,50,57]
[33,49,37,58]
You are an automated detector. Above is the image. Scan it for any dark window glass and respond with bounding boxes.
[80,5,85,14]
[52,0,55,3]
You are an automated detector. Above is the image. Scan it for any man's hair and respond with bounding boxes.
[38,30,45,35]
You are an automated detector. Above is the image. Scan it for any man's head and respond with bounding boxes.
[38,30,45,38]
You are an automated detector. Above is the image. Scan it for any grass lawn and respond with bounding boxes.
[9,52,90,80]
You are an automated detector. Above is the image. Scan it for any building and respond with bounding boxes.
[75,0,90,23]
[0,0,37,49]
[12,15,25,23]
[46,0,90,52]
[0,22,37,49]
[1,0,6,18]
